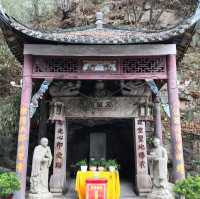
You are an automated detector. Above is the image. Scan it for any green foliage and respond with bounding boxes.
[192,160,200,166]
[99,159,107,167]
[0,168,11,174]
[146,136,154,145]
[0,92,21,136]
[0,41,21,95]
[89,159,99,166]
[106,159,120,169]
[0,172,20,198]
[174,176,200,199]
[76,159,87,167]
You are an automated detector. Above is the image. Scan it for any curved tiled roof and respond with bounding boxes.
[0,2,200,63]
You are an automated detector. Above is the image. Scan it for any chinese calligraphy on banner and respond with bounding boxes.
[135,118,148,175]
[134,118,152,194]
[54,120,66,171]
[16,106,29,175]
[50,119,67,193]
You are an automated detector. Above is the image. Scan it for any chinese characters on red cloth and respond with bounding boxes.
[86,180,107,199]
[135,118,149,175]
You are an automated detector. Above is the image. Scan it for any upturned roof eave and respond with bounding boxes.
[0,2,200,63]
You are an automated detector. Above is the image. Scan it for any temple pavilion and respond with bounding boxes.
[0,1,200,199]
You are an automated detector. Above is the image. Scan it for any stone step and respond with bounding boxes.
[62,195,146,198]
[63,196,146,199]
[26,194,146,199]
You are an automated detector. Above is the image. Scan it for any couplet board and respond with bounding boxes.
[53,97,148,118]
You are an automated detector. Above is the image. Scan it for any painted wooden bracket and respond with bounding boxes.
[30,79,52,118]
[146,79,170,117]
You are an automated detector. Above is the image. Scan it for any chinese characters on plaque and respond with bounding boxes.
[82,60,117,73]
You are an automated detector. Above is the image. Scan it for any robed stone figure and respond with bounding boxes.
[148,138,174,199]
[29,138,53,199]
[148,138,168,188]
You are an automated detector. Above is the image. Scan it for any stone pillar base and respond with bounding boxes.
[50,174,66,193]
[136,174,152,196]
[29,192,53,199]
[147,188,174,199]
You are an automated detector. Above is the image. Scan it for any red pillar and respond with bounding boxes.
[167,54,185,182]
[14,55,32,199]
[154,96,163,144]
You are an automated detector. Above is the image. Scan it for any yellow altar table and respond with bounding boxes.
[75,171,120,199]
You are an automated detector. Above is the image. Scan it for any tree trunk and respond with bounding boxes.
[33,0,40,23]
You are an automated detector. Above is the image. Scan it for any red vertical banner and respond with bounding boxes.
[86,180,107,199]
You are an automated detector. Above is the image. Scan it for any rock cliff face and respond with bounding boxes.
[178,45,200,174]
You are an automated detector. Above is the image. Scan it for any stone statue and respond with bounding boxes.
[121,80,151,97]
[29,138,53,199]
[93,80,111,97]
[148,138,168,188]
[147,138,174,199]
[49,81,81,97]
[60,81,81,96]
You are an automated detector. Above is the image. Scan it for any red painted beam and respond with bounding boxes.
[32,72,167,80]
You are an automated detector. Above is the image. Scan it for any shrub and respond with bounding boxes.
[106,159,120,170]
[99,159,107,167]
[0,172,20,198]
[89,159,99,167]
[76,159,87,167]
[174,176,200,199]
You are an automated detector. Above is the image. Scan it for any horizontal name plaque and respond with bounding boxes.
[52,97,148,118]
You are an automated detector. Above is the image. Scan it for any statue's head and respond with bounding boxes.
[153,138,160,147]
[95,80,104,90]
[40,137,48,147]
[67,82,73,87]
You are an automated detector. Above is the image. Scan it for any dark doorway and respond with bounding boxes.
[67,119,135,182]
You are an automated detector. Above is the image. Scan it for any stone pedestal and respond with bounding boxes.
[29,192,53,199]
[147,183,175,199]
[136,174,152,195]
[147,188,174,199]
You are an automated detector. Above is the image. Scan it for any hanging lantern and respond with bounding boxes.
[139,103,153,118]
[139,104,146,117]
[49,101,65,121]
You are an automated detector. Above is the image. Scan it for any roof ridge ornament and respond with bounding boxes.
[0,4,6,18]
[96,12,103,29]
